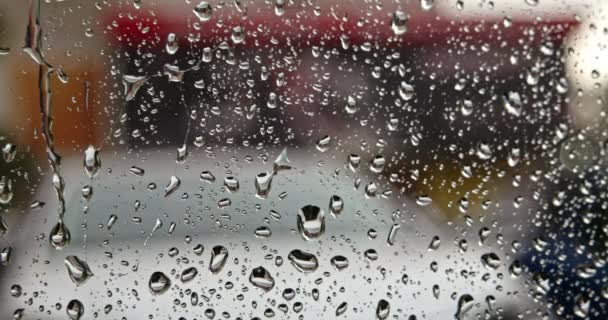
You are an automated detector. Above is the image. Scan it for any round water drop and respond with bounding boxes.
[249,266,275,291]
[193,2,213,21]
[149,272,171,295]
[67,299,84,320]
[50,221,71,249]
[376,299,390,319]
[329,195,344,215]
[330,255,349,271]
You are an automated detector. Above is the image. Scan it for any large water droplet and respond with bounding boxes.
[181,267,198,283]
[164,176,180,197]
[149,271,171,295]
[2,143,16,163]
[83,145,100,178]
[336,302,348,316]
[50,221,71,249]
[66,299,84,320]
[297,205,325,240]
[376,299,390,319]
[455,294,474,320]
[390,11,408,35]
[249,266,275,291]
[194,1,213,21]
[64,256,93,286]
[480,253,501,270]
[255,172,273,199]
[287,249,319,272]
[0,176,13,204]
[209,245,229,273]
[330,255,349,271]
[165,33,178,54]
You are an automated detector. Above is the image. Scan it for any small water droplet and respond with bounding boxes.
[209,245,229,273]
[50,221,71,249]
[330,255,349,271]
[297,205,325,240]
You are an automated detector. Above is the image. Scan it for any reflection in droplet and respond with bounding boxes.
[255,172,273,199]
[455,294,474,320]
[329,195,344,215]
[194,1,213,21]
[83,145,101,178]
[330,255,349,271]
[181,267,198,283]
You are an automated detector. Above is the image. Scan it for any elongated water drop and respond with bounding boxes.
[194,1,213,21]
[50,221,71,249]
[181,267,198,283]
[376,299,390,319]
[64,256,93,286]
[209,245,229,273]
[287,250,319,272]
[255,172,273,199]
[330,255,349,271]
[83,145,100,178]
[455,294,474,320]
[164,176,180,197]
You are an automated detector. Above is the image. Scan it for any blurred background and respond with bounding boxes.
[0,0,607,319]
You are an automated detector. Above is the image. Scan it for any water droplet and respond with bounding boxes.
[231,26,245,44]
[390,11,408,35]
[316,135,331,152]
[274,0,285,16]
[218,198,231,208]
[369,155,385,173]
[10,284,22,297]
[432,284,440,299]
[181,267,198,283]
[249,266,275,291]
[399,81,414,101]
[525,0,538,6]
[149,271,171,295]
[107,214,117,230]
[122,75,148,101]
[64,256,93,286]
[365,182,378,198]
[165,33,178,54]
[223,176,239,192]
[255,172,273,199]
[420,0,434,11]
[50,221,71,249]
[273,148,292,172]
[336,302,348,316]
[255,226,272,238]
[345,95,358,114]
[415,194,432,206]
[348,154,361,171]
[287,250,319,272]
[376,299,390,319]
[387,224,400,246]
[364,249,378,261]
[297,205,325,240]
[455,294,474,320]
[83,145,100,178]
[2,143,16,163]
[194,1,213,21]
[476,143,493,160]
[0,247,12,266]
[66,299,84,320]
[428,235,440,251]
[0,176,13,204]
[502,91,522,117]
[329,195,344,215]
[200,171,215,183]
[164,176,180,197]
[481,253,501,270]
[128,166,144,177]
[209,245,229,273]
[330,255,349,271]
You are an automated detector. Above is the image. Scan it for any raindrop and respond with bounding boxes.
[165,33,178,54]
[0,176,13,204]
[369,155,385,173]
[390,11,408,35]
[297,205,325,240]
[255,226,272,238]
[129,166,145,176]
[66,299,84,320]
[200,171,216,183]
[480,253,501,270]
[2,143,16,163]
[0,247,12,266]
[330,255,349,271]
[364,249,378,261]
[376,299,390,319]
[287,249,319,272]
[428,235,440,251]
[64,256,93,286]
[181,267,198,283]
[316,135,331,152]
[387,224,400,246]
[194,1,213,21]
[249,266,275,291]
[273,148,292,172]
[336,302,348,316]
[50,221,71,249]
[503,92,522,117]
[122,75,148,101]
[209,245,229,273]
[399,81,415,101]
[164,176,180,197]
[420,0,434,11]
[83,145,101,178]
[455,294,474,320]
[149,272,171,295]
[416,194,432,206]
[329,195,344,215]
[255,172,273,199]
